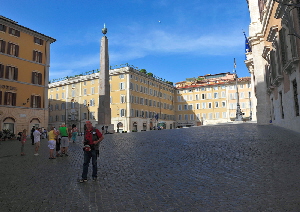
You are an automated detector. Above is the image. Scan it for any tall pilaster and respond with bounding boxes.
[98,25,111,126]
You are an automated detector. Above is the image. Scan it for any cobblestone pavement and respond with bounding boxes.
[1,123,300,211]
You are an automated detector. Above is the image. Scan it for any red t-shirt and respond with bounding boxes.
[85,128,102,145]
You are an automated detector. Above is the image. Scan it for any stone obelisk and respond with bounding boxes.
[97,24,113,133]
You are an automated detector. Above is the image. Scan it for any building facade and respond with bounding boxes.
[48,67,176,132]
[0,16,55,134]
[245,0,300,133]
[175,73,253,126]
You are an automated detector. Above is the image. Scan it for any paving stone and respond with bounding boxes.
[1,124,300,211]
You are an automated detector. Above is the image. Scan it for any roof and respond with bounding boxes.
[0,15,56,43]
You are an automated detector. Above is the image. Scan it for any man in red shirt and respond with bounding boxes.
[80,121,104,182]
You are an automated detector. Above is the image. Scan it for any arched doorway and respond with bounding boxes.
[132,122,137,132]
[117,122,123,133]
[3,117,16,134]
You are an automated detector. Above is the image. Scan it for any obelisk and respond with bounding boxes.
[97,24,113,133]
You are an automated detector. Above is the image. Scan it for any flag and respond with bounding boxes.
[243,32,252,53]
[233,58,236,73]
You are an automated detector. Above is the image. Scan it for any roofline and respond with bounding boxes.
[0,15,56,43]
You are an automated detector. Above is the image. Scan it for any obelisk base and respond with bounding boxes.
[95,124,115,134]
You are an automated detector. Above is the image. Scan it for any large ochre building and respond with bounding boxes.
[49,69,253,132]
[0,16,55,134]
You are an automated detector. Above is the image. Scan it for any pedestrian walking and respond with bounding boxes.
[54,126,61,157]
[33,127,41,156]
[59,123,69,156]
[31,126,35,145]
[48,127,58,159]
[20,129,27,156]
[71,124,78,143]
[80,121,104,183]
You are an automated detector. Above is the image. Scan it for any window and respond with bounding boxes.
[56,94,59,99]
[140,98,144,105]
[214,92,218,99]
[90,112,95,120]
[184,114,188,120]
[279,91,284,119]
[7,43,19,57]
[120,109,125,117]
[208,102,212,109]
[8,28,20,37]
[119,74,124,79]
[83,81,86,86]
[195,94,199,100]
[34,37,44,45]
[71,102,75,109]
[90,99,95,106]
[208,113,213,120]
[188,104,193,110]
[4,92,16,106]
[55,104,59,110]
[207,93,212,99]
[0,40,6,53]
[120,95,126,103]
[31,95,41,108]
[0,24,7,32]
[215,102,219,108]
[222,112,227,118]
[61,103,65,110]
[72,84,75,88]
[292,79,299,116]
[5,66,18,80]
[215,112,220,119]
[61,115,66,122]
[91,80,95,85]
[83,100,87,106]
[184,104,188,110]
[222,101,226,108]
[33,50,43,63]
[190,114,194,120]
[32,72,42,85]
[214,86,218,90]
[240,92,245,99]
[120,82,125,90]
[178,115,182,120]
[240,84,244,89]
[55,115,59,121]
[196,103,200,109]
[83,88,87,95]
[91,87,95,94]
[202,102,206,109]
[72,90,75,97]
[130,82,133,90]
[221,91,226,98]
[201,94,206,99]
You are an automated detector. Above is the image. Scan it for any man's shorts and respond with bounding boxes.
[60,137,69,148]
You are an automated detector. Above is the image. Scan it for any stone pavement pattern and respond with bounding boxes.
[1,123,300,211]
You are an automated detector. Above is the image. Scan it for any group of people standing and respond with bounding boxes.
[20,124,79,157]
[18,121,104,182]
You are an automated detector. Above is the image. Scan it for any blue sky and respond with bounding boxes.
[2,0,250,84]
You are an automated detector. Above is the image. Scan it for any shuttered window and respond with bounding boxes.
[7,42,19,57]
[34,37,44,45]
[4,92,16,106]
[0,64,4,78]
[0,40,6,53]
[33,50,43,63]
[5,66,18,80]
[31,95,42,108]
[8,27,20,37]
[0,24,7,32]
[32,72,42,85]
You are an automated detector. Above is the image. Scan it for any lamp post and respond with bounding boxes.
[234,58,243,121]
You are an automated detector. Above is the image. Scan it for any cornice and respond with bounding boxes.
[0,16,56,43]
[267,25,279,42]
[262,45,271,60]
